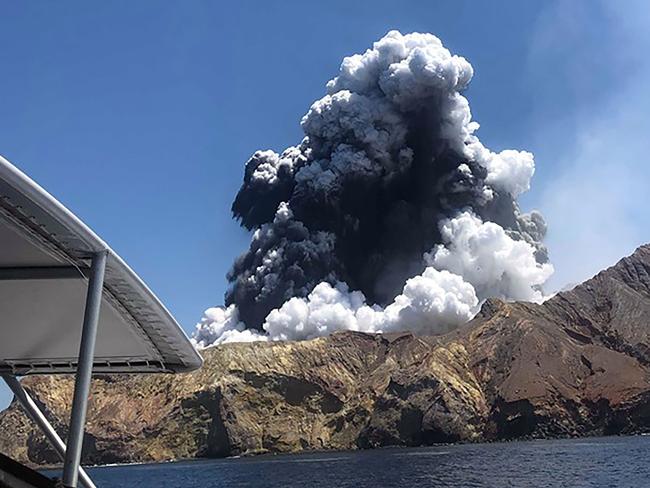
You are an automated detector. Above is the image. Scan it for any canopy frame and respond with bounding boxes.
[2,251,107,488]
[0,155,203,376]
[62,250,106,488]
[0,155,203,487]
[0,266,90,280]
[2,375,95,488]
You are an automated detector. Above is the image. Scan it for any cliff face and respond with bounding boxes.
[460,244,650,439]
[0,333,488,466]
[2,245,650,466]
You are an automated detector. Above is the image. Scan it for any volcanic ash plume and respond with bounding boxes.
[192,30,553,348]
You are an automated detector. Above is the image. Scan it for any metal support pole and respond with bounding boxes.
[1,375,97,488]
[62,250,107,488]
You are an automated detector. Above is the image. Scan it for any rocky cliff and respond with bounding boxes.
[2,245,650,466]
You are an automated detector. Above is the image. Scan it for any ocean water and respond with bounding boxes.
[47,436,650,488]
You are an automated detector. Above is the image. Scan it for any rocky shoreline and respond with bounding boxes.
[2,245,650,468]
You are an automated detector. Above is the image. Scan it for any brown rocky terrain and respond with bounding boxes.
[2,244,650,467]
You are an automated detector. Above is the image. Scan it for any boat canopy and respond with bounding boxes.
[0,154,203,488]
[0,155,202,375]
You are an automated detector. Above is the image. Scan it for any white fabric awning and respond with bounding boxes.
[0,155,202,374]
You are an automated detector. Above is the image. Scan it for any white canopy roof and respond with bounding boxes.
[0,155,202,375]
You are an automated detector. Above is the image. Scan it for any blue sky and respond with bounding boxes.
[1,1,650,408]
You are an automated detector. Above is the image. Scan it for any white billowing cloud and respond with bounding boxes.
[317,30,533,197]
[301,90,408,166]
[193,211,553,347]
[191,305,267,348]
[484,150,535,198]
[379,268,478,335]
[245,146,307,186]
[249,150,283,184]
[464,133,536,198]
[191,30,553,348]
[426,212,554,303]
[327,30,473,109]
[321,30,495,180]
[262,269,478,341]
[274,201,293,222]
[262,282,373,341]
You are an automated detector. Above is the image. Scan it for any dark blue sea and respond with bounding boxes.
[45,436,650,487]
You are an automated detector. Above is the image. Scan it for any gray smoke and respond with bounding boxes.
[192,31,552,347]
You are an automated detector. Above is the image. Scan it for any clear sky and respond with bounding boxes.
[1,1,650,409]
